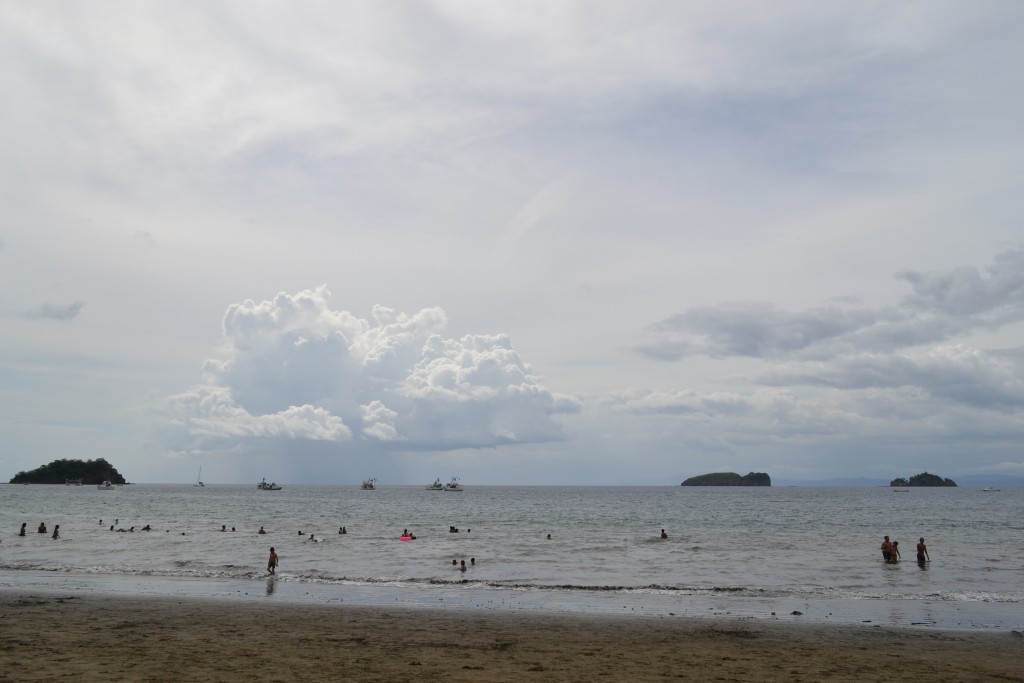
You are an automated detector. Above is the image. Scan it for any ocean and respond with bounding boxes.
[2,483,1021,631]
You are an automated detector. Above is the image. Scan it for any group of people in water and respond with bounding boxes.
[881,535,930,565]
[18,519,158,538]
[13,519,933,578]
[263,527,479,577]
[259,527,677,578]
[19,522,60,539]
[452,558,476,572]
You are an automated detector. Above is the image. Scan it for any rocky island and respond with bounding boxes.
[889,472,957,487]
[681,472,771,486]
[9,458,128,485]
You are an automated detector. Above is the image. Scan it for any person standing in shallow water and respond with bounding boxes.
[51,525,60,539]
[19,523,27,537]
[267,547,278,575]
[917,537,930,565]
[880,536,892,562]
[887,541,901,563]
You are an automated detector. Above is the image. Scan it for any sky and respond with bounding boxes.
[2,1,1023,485]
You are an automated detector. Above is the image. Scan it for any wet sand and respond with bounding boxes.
[1,593,1021,682]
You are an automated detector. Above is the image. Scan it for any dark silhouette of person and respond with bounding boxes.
[916,537,930,564]
[888,541,901,563]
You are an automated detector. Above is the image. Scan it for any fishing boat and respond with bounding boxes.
[425,478,444,491]
[981,487,1001,492]
[193,466,205,488]
[361,478,377,490]
[97,481,114,490]
[257,478,282,491]
[444,477,464,492]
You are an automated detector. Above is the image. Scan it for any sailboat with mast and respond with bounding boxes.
[193,467,205,487]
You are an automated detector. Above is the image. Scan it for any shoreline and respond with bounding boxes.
[2,569,1021,633]
[2,592,1022,682]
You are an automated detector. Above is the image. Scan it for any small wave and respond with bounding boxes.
[1,565,1021,605]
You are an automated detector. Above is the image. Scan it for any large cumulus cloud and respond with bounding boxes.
[165,286,578,453]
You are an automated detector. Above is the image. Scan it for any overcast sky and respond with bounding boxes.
[2,1,1023,485]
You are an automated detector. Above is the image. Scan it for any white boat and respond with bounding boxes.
[65,479,82,486]
[193,466,205,488]
[981,487,1000,492]
[97,481,114,490]
[444,477,464,492]
[361,478,377,490]
[425,478,444,491]
[257,478,282,491]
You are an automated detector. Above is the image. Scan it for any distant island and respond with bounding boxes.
[9,458,128,485]
[681,472,771,487]
[889,472,957,487]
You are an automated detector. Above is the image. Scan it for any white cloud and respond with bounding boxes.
[164,286,578,454]
[361,400,401,442]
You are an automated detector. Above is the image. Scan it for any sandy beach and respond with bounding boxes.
[1,593,1021,682]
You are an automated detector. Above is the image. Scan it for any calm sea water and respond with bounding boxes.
[2,484,1021,630]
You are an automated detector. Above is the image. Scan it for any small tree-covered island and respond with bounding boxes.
[9,458,128,485]
[681,472,771,486]
[890,472,957,487]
